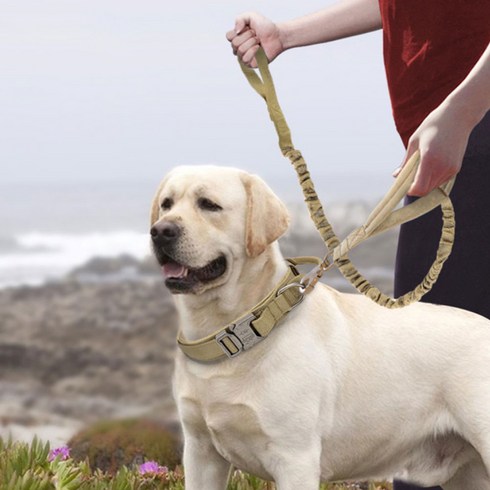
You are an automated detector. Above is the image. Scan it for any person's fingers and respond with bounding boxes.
[230,29,256,56]
[241,45,261,68]
[407,150,458,196]
[226,19,260,67]
[393,140,418,178]
[407,163,431,196]
[235,13,254,35]
[236,36,259,59]
[227,11,282,66]
[226,11,255,42]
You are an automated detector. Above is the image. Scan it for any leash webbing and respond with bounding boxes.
[239,48,456,308]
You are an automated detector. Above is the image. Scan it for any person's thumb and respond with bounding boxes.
[235,15,250,35]
[393,141,418,178]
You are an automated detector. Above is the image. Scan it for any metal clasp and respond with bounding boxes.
[215,313,262,359]
[299,257,332,293]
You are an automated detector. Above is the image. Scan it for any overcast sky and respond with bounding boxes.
[1,0,405,189]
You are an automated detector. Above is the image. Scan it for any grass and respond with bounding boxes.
[0,437,392,489]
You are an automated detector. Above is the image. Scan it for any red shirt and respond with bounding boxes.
[379,0,490,146]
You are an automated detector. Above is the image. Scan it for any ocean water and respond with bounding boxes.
[0,180,154,288]
[0,231,151,288]
[0,171,394,289]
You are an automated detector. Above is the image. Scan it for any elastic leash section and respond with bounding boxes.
[239,48,456,308]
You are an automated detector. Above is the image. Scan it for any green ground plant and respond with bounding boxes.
[0,437,392,490]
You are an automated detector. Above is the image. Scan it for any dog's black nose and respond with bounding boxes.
[150,222,181,244]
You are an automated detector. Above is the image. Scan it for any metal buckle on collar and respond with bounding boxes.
[215,314,262,359]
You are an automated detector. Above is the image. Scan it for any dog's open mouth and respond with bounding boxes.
[160,255,227,292]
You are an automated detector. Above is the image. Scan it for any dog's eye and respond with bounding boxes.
[161,198,173,210]
[198,197,222,212]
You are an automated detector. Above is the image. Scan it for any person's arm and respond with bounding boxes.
[226,0,382,67]
[398,41,490,196]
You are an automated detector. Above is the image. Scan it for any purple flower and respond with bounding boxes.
[48,446,71,462]
[138,461,169,476]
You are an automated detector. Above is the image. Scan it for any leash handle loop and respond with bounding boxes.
[240,50,342,252]
[239,48,457,308]
[240,49,294,154]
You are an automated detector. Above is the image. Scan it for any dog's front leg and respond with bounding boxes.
[269,450,323,490]
[183,435,231,490]
[273,465,322,489]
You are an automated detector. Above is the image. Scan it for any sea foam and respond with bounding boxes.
[0,231,151,288]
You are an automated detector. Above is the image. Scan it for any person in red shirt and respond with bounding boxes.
[227,2,490,489]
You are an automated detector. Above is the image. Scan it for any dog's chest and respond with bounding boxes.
[176,365,274,479]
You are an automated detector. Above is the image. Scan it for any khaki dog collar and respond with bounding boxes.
[177,257,321,363]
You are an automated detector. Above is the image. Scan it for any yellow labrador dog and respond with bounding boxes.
[150,165,490,490]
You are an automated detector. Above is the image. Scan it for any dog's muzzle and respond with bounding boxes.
[150,221,228,293]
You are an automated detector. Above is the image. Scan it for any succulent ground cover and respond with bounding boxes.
[0,437,392,490]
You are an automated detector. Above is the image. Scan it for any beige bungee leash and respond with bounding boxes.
[239,48,456,308]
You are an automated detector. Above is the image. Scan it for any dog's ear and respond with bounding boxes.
[150,180,166,227]
[241,173,290,257]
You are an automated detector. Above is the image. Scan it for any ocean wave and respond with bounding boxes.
[0,231,152,289]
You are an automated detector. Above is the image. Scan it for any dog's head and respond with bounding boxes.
[150,166,289,295]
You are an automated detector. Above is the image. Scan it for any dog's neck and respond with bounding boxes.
[175,243,288,342]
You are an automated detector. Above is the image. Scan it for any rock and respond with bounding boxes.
[0,273,178,441]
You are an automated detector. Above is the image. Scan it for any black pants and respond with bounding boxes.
[393,112,490,490]
[394,484,441,490]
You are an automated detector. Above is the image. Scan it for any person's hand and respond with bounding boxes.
[394,98,474,196]
[226,12,285,68]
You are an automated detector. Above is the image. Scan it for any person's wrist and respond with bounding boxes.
[276,21,295,52]
[446,88,489,131]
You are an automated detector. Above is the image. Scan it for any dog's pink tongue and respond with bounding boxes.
[162,262,187,279]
